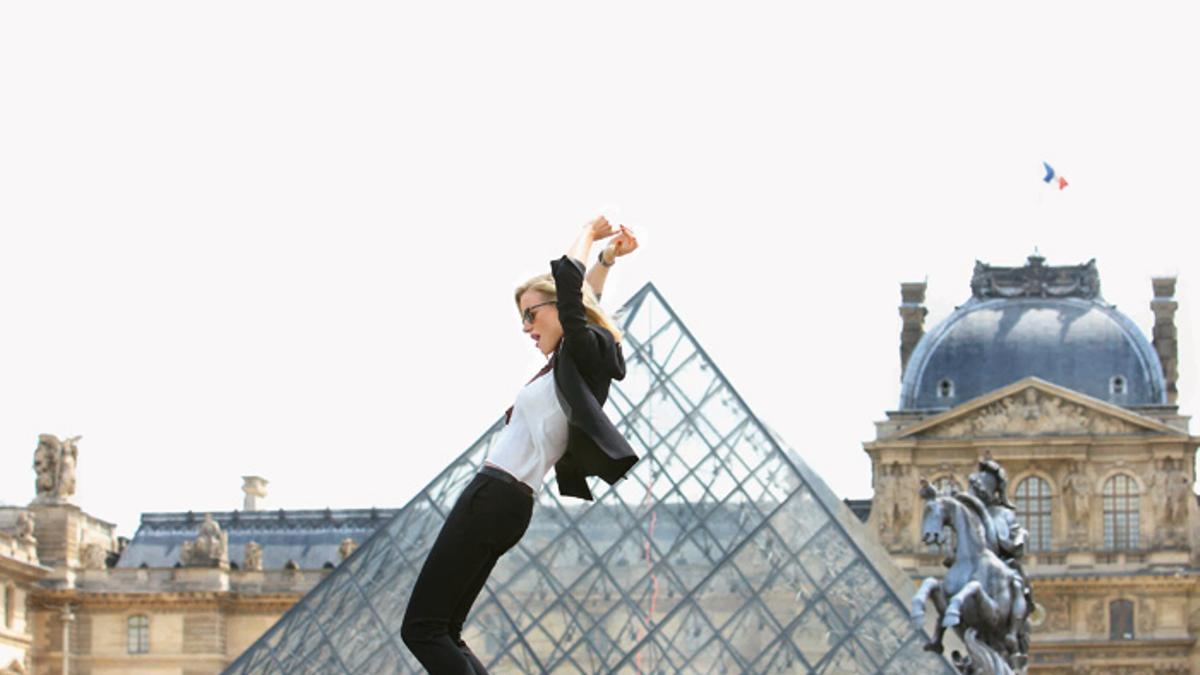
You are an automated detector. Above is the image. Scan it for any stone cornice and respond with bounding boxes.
[29,589,302,613]
[40,654,230,667]
[1028,572,1200,588]
[865,434,1198,452]
[1031,636,1194,651]
[0,554,52,582]
[880,377,1190,441]
[0,627,33,645]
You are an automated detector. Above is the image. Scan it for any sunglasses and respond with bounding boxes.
[522,300,556,326]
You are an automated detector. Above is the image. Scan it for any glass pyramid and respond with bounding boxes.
[225,284,954,674]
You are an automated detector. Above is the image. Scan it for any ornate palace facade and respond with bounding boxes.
[865,255,1199,674]
[0,441,397,675]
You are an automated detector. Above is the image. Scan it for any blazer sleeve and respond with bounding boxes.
[551,255,607,372]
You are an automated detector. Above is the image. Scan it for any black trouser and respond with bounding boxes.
[401,471,534,674]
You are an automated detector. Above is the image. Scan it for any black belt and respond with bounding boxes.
[479,465,534,498]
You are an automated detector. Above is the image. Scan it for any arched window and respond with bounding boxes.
[937,379,955,399]
[1103,474,1140,550]
[931,476,956,495]
[127,615,150,654]
[926,476,959,555]
[1110,375,1127,395]
[1109,599,1134,640]
[1014,477,1052,552]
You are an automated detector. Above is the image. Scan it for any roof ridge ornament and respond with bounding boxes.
[971,255,1100,300]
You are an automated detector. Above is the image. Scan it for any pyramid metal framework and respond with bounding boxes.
[225,284,954,674]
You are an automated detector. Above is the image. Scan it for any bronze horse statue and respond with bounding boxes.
[910,479,1027,671]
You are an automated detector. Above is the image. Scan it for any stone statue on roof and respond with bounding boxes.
[339,538,358,561]
[243,541,263,571]
[32,433,81,503]
[15,510,36,544]
[180,514,230,568]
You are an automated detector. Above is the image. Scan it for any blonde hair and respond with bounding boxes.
[515,273,623,342]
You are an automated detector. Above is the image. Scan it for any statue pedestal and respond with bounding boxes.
[1065,551,1095,568]
[171,567,231,592]
[38,565,77,590]
[27,503,82,569]
[1147,549,1189,567]
[232,570,266,593]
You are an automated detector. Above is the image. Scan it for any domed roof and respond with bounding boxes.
[900,256,1166,410]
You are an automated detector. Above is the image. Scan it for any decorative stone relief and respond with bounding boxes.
[1086,598,1105,634]
[338,538,358,561]
[921,388,1142,438]
[1061,462,1092,542]
[1137,597,1157,634]
[179,514,229,568]
[243,541,263,572]
[1142,454,1190,538]
[80,543,108,570]
[872,462,911,548]
[32,433,82,503]
[1042,593,1071,633]
[15,510,36,544]
[971,255,1100,300]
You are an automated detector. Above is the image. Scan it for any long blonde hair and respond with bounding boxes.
[514,273,623,342]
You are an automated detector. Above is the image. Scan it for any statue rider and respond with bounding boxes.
[967,454,1033,654]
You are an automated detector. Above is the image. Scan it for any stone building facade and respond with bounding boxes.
[865,255,1200,674]
[3,451,397,675]
[1,509,48,674]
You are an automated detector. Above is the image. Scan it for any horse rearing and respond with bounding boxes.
[910,482,1026,660]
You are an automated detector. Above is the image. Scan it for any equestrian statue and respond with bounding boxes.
[910,455,1033,674]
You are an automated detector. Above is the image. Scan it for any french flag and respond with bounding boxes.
[1042,161,1068,190]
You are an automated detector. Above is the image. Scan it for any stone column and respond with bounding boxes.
[899,281,928,378]
[61,604,74,675]
[1151,277,1179,404]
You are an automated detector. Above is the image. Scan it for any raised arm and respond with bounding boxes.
[585,225,639,301]
[566,216,615,266]
[555,217,618,368]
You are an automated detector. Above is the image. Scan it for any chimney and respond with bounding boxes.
[242,476,269,511]
[899,281,928,379]
[1151,277,1179,404]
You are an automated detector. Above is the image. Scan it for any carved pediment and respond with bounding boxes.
[907,383,1163,439]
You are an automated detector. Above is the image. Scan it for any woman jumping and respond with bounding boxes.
[400,216,641,674]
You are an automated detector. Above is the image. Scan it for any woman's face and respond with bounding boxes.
[519,290,562,356]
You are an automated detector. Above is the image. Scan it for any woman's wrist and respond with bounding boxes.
[598,248,615,267]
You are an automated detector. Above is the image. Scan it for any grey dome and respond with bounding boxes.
[900,295,1166,410]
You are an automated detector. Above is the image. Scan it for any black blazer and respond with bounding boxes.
[547,255,639,500]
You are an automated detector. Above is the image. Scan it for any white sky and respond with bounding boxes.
[2,2,1198,537]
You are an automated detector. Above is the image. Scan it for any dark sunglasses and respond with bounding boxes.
[522,300,556,325]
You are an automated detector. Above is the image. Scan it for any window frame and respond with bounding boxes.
[127,614,150,655]
[1014,475,1053,552]
[937,378,955,399]
[1102,473,1140,551]
[1110,375,1127,395]
[1109,599,1134,640]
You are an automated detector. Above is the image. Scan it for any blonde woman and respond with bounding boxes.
[401,216,640,674]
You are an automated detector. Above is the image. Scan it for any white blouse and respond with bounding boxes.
[484,372,569,493]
